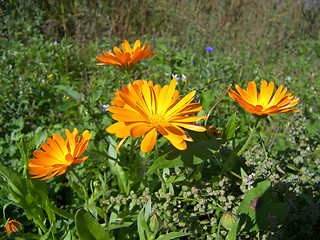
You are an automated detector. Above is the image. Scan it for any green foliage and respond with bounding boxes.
[75,209,109,240]
[0,1,319,239]
[237,180,290,232]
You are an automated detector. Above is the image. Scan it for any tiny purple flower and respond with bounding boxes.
[206,46,214,52]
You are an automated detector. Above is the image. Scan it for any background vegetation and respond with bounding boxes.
[0,0,319,239]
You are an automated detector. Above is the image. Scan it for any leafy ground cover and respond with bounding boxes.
[0,0,319,239]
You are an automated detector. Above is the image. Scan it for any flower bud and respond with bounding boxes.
[148,212,162,233]
[93,179,101,187]
[6,219,22,237]
[220,212,239,230]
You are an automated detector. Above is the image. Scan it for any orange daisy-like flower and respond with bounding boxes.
[96,40,157,72]
[106,78,207,153]
[229,80,301,116]
[6,219,22,236]
[28,128,91,180]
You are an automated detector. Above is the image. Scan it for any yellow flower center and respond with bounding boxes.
[149,114,166,125]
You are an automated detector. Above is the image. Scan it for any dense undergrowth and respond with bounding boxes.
[0,0,320,239]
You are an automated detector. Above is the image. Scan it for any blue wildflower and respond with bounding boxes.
[206,46,214,52]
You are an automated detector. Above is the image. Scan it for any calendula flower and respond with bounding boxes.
[106,78,206,153]
[229,80,300,116]
[96,40,156,72]
[28,128,91,180]
[6,219,22,236]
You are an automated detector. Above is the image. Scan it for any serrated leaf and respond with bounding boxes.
[75,209,109,240]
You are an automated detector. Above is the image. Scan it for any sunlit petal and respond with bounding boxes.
[96,40,157,72]
[107,78,206,152]
[229,80,300,116]
[28,128,91,180]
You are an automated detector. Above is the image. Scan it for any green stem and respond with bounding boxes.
[219,160,243,180]
[229,170,243,180]
[125,70,132,83]
[81,100,109,146]
[130,137,135,162]
[221,116,262,178]
[157,169,166,193]
[154,138,159,160]
[205,84,232,127]
[237,116,261,157]
[70,168,89,204]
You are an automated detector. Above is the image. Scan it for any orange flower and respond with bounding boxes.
[229,80,301,116]
[111,79,149,107]
[96,40,156,72]
[28,128,91,180]
[6,219,22,236]
[106,78,207,153]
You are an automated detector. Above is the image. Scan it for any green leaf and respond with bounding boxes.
[137,207,148,240]
[75,209,109,240]
[156,232,191,240]
[0,162,27,197]
[71,181,86,200]
[255,201,289,230]
[156,41,168,52]
[240,168,248,178]
[108,142,129,194]
[89,90,103,103]
[148,138,220,175]
[46,200,74,220]
[226,218,239,240]
[237,180,289,232]
[34,127,47,149]
[0,163,42,220]
[39,224,54,240]
[222,113,236,142]
[54,85,84,101]
[144,198,152,219]
[105,222,133,230]
[26,178,56,230]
